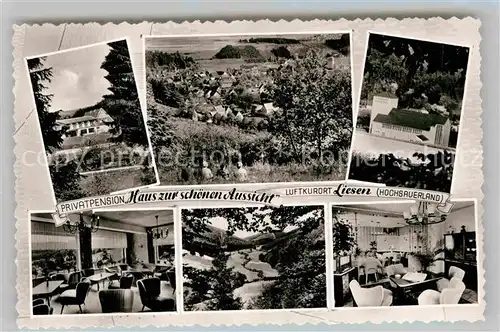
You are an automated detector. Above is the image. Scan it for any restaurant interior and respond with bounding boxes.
[30,209,176,315]
[333,200,478,307]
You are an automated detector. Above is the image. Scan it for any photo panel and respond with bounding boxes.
[348,33,470,193]
[25,38,159,204]
[29,208,178,315]
[144,33,354,185]
[331,200,479,308]
[180,204,328,311]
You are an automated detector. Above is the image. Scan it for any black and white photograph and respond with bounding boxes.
[332,200,478,307]
[348,33,470,193]
[145,33,353,185]
[30,209,177,315]
[181,205,327,311]
[26,38,159,203]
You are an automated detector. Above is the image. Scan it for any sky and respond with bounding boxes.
[207,210,311,239]
[39,43,111,112]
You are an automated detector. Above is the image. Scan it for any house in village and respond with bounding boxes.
[56,108,114,139]
[253,102,276,117]
[369,93,451,147]
[219,72,235,89]
[205,86,222,102]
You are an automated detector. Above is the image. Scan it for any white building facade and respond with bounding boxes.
[57,109,113,138]
[369,94,451,147]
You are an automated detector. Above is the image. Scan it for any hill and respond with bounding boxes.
[214,45,263,59]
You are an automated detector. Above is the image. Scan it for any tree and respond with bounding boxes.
[183,252,243,311]
[331,215,356,256]
[27,57,84,202]
[27,58,63,152]
[363,34,469,109]
[269,51,353,166]
[100,40,148,147]
[271,46,292,59]
[49,158,85,201]
[214,45,241,59]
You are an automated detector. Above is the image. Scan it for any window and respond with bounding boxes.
[152,225,175,265]
[80,129,88,135]
[91,229,127,268]
[156,245,175,266]
[88,128,95,133]
[31,221,78,279]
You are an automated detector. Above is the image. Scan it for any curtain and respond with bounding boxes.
[91,229,127,249]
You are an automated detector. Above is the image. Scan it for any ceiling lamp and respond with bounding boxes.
[62,213,100,234]
[403,202,446,225]
[148,215,169,240]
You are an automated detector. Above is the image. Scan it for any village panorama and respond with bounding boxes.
[145,33,353,185]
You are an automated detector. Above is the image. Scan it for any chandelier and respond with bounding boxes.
[63,213,100,234]
[403,202,447,225]
[148,215,169,240]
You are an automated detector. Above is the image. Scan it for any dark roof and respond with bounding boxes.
[373,108,448,131]
[417,134,429,141]
[374,91,398,99]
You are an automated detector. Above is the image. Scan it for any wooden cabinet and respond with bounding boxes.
[333,267,356,307]
[444,232,477,291]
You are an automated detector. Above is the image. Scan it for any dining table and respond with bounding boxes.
[87,272,117,291]
[32,280,64,303]
[389,272,443,305]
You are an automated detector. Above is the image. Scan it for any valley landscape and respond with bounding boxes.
[181,206,327,310]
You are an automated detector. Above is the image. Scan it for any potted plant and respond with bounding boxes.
[332,217,356,271]
[411,252,435,272]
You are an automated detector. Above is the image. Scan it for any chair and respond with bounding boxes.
[362,257,382,284]
[59,280,90,314]
[99,289,134,313]
[437,266,465,292]
[58,271,81,293]
[137,277,175,312]
[82,268,96,278]
[32,299,53,315]
[166,271,176,295]
[418,277,466,305]
[349,280,393,307]
[109,273,134,290]
[118,264,130,272]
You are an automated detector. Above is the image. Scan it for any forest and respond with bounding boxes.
[357,33,469,136]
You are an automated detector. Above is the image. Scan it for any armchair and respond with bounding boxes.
[137,277,175,312]
[99,289,134,313]
[349,280,393,307]
[59,280,91,314]
[32,299,53,315]
[418,277,465,305]
[437,266,465,292]
[109,273,134,289]
[57,271,82,293]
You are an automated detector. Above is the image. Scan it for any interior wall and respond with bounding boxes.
[445,204,476,233]
[131,233,149,263]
